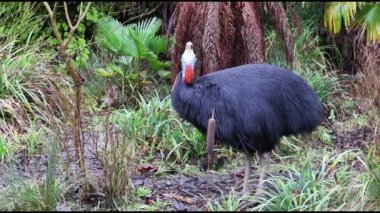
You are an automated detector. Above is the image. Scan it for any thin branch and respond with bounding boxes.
[43,1,90,85]
[43,2,54,17]
[124,2,163,24]
[63,2,92,48]
[63,2,74,29]
[74,2,92,29]
[52,2,58,18]
[43,2,64,45]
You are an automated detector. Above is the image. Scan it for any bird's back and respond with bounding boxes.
[171,64,323,153]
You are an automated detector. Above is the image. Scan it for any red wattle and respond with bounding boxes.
[184,64,193,84]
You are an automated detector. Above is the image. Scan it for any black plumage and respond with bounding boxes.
[171,63,323,155]
[172,41,323,195]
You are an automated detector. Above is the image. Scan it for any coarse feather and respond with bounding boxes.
[171,64,323,154]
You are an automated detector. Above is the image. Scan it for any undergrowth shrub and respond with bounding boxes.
[0,2,44,44]
[109,91,205,164]
[250,150,370,211]
[0,40,63,156]
[0,139,59,211]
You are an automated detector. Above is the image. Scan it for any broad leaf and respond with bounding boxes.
[323,2,365,34]
[352,3,380,44]
[148,59,171,72]
[95,67,114,78]
[96,16,140,58]
[127,28,155,60]
[133,17,162,45]
[149,35,169,54]
[106,63,124,77]
[118,56,133,66]
[96,16,124,54]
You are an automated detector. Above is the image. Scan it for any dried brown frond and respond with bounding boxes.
[234,2,265,65]
[286,2,302,37]
[266,2,294,67]
[354,42,380,108]
[170,2,195,83]
[189,2,207,77]
[201,2,221,74]
[219,2,235,69]
[170,2,265,81]
[0,98,26,134]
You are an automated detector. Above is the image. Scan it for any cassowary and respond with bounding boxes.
[171,41,323,195]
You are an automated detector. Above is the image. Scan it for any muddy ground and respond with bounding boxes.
[0,125,376,211]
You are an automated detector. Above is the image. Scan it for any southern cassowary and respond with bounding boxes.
[171,41,323,195]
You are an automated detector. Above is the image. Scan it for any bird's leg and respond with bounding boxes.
[242,152,252,193]
[255,152,270,196]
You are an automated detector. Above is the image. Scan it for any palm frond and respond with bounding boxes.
[127,28,154,59]
[323,2,364,34]
[133,17,162,45]
[148,59,171,72]
[96,16,124,54]
[96,15,171,74]
[96,16,140,58]
[121,31,139,58]
[149,35,170,54]
[352,3,380,44]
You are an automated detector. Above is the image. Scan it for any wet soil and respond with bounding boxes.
[332,126,377,152]
[132,172,243,211]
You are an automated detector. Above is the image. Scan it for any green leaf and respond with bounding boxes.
[77,23,85,33]
[96,16,125,54]
[148,59,171,72]
[158,70,171,79]
[78,38,86,46]
[149,35,168,54]
[133,17,162,44]
[62,22,68,31]
[127,27,154,59]
[352,3,380,44]
[323,2,364,34]
[106,63,124,77]
[95,67,114,77]
[118,56,133,66]
[135,187,153,198]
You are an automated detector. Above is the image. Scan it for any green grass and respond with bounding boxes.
[265,20,340,105]
[366,145,380,209]
[0,138,59,211]
[0,3,378,211]
[108,91,206,164]
[246,149,370,211]
[0,40,60,159]
[87,87,378,211]
[206,189,242,211]
[0,2,45,45]
[200,148,374,211]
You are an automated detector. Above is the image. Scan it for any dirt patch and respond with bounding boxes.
[332,126,377,152]
[131,172,245,211]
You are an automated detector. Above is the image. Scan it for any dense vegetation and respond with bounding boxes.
[0,2,379,211]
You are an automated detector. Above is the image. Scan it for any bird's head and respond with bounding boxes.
[181,41,196,84]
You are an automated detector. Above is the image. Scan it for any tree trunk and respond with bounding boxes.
[169,2,266,83]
